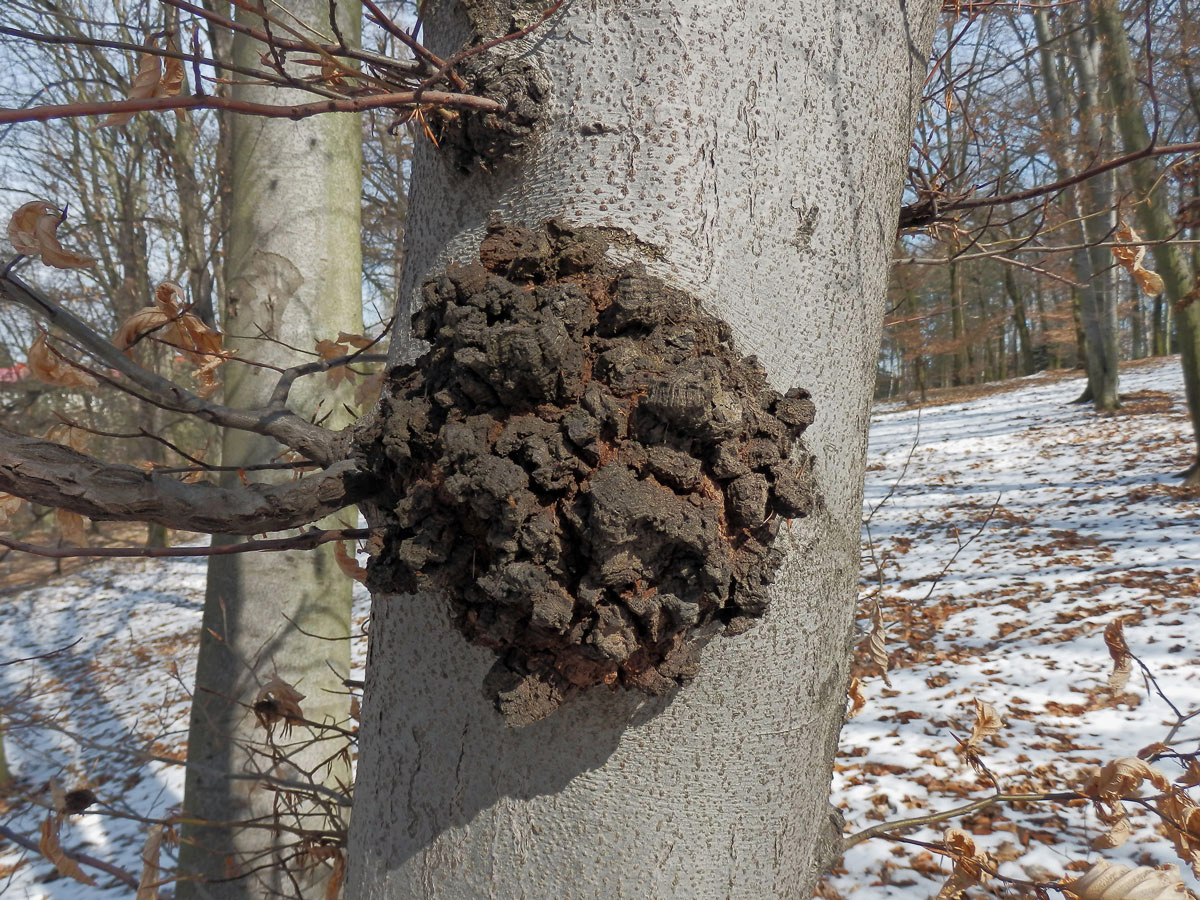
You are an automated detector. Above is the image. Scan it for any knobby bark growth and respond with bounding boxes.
[358,219,818,726]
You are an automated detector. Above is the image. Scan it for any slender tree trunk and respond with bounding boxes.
[1036,8,1119,409]
[1004,267,1037,374]
[177,0,363,894]
[347,1,940,897]
[1094,0,1200,478]
[950,260,968,385]
[1130,275,1145,359]
[1069,11,1121,409]
[1072,289,1090,376]
[0,727,9,789]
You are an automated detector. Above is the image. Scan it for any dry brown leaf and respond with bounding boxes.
[334,541,368,584]
[98,46,163,128]
[7,201,53,254]
[315,338,346,359]
[0,492,23,529]
[38,813,97,886]
[862,600,890,684]
[353,371,384,410]
[113,307,173,351]
[160,37,185,98]
[253,676,305,734]
[315,338,356,388]
[7,201,96,269]
[1177,758,1200,789]
[336,331,375,349]
[934,828,987,900]
[944,827,976,858]
[49,777,67,813]
[1158,790,1200,878]
[136,825,165,900]
[326,849,346,900]
[1104,618,1133,692]
[1062,860,1187,899]
[953,698,1003,781]
[56,509,89,547]
[28,332,98,389]
[44,423,90,453]
[1107,655,1132,693]
[966,698,1002,746]
[114,282,231,395]
[1086,757,1171,800]
[1112,222,1166,298]
[349,695,360,723]
[846,676,866,719]
[1091,813,1133,849]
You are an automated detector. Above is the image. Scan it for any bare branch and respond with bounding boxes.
[0,426,375,534]
[0,527,371,559]
[0,88,506,127]
[0,270,341,464]
[269,352,387,408]
[0,822,138,890]
[902,140,1200,221]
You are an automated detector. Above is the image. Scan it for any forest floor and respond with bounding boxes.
[828,355,1200,899]
[1,356,1198,898]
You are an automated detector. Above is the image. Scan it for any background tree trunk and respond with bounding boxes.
[176,0,363,894]
[1034,7,1119,409]
[1093,0,1200,480]
[1004,267,1037,375]
[347,1,940,897]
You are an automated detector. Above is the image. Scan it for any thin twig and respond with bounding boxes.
[0,823,138,889]
[843,789,1082,849]
[0,88,506,126]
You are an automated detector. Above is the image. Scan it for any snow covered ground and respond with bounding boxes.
[0,558,372,898]
[1,357,1198,898]
[829,357,1200,899]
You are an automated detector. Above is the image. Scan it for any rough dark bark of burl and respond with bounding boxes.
[355,220,819,725]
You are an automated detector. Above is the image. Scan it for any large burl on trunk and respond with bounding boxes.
[356,221,817,725]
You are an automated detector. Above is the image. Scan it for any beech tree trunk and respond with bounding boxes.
[1067,9,1121,410]
[347,1,940,896]
[1035,8,1119,409]
[1093,0,1200,480]
[1004,267,1037,375]
[176,0,363,894]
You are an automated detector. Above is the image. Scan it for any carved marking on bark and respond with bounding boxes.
[356,220,819,725]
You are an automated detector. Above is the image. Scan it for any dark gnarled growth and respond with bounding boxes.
[435,0,552,170]
[357,220,818,725]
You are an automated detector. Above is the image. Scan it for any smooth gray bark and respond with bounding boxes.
[177,0,363,895]
[1067,9,1121,410]
[1004,267,1037,375]
[1093,0,1200,480]
[1034,8,1119,410]
[348,1,940,897]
